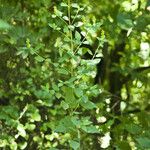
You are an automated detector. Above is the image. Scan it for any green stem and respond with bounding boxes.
[78,129,81,150]
[68,0,73,52]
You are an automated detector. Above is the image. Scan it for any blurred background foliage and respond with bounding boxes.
[0,0,150,149]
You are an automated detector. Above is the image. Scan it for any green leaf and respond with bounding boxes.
[125,124,142,134]
[68,25,75,31]
[74,88,83,97]
[2,106,19,119]
[17,124,26,137]
[71,3,79,9]
[56,93,61,99]
[60,101,69,110]
[69,140,80,150]
[57,68,69,75]
[74,22,83,27]
[25,123,36,131]
[80,100,97,109]
[81,117,92,126]
[52,83,59,92]
[63,16,69,21]
[87,49,93,55]
[81,96,88,102]
[55,124,66,133]
[55,116,75,133]
[54,7,63,17]
[19,142,27,149]
[82,125,99,133]
[117,13,133,30]
[75,31,81,41]
[71,116,81,127]
[27,105,41,122]
[22,52,28,59]
[49,23,61,30]
[60,2,68,7]
[62,87,77,108]
[82,59,101,66]
[136,137,150,149]
[0,19,11,30]
[35,56,45,62]
[32,112,41,121]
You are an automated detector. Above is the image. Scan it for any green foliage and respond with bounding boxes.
[0,0,150,149]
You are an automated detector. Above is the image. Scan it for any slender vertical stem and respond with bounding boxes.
[68,0,71,25]
[68,0,74,78]
[78,129,81,150]
[68,3,80,149]
[68,0,73,51]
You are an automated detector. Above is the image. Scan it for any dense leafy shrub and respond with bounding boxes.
[0,0,150,149]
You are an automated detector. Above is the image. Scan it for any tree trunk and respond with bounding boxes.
[108,30,127,148]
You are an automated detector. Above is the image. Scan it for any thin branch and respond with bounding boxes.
[18,104,28,121]
[134,66,150,72]
[122,66,150,84]
[74,34,87,54]
[123,105,150,115]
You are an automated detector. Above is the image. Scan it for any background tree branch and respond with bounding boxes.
[122,66,150,84]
